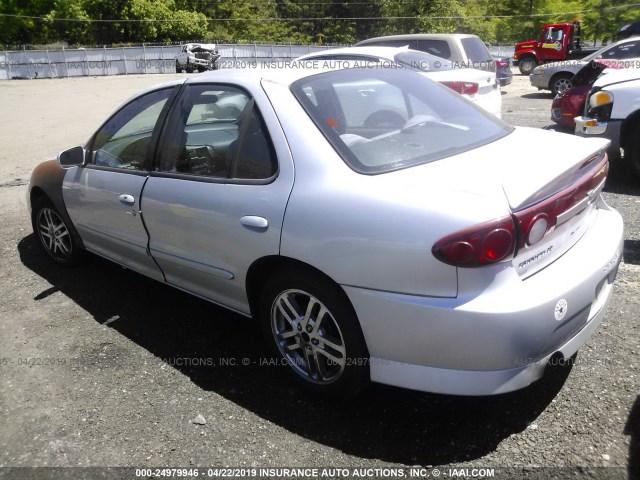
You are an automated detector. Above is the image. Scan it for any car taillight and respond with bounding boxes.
[432,216,516,267]
[495,59,508,68]
[513,153,608,249]
[432,151,609,268]
[440,81,479,95]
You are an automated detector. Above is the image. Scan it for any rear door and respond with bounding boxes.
[140,82,295,314]
[63,87,176,280]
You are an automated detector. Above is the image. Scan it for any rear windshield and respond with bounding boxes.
[415,40,452,59]
[394,51,453,71]
[291,69,511,174]
[460,37,495,71]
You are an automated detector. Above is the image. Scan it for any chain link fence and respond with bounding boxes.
[0,43,516,81]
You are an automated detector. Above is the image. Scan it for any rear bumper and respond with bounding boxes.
[362,297,612,396]
[344,201,623,395]
[473,84,502,118]
[498,75,513,87]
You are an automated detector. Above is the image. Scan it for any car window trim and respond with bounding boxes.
[228,97,255,178]
[149,170,277,185]
[83,164,150,176]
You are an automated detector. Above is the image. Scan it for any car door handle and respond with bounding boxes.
[241,216,268,229]
[118,194,135,205]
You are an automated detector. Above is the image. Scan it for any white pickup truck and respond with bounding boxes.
[575,67,640,177]
[175,43,220,73]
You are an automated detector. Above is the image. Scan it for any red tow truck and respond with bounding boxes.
[513,21,599,75]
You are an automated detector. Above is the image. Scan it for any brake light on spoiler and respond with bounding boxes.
[432,152,609,268]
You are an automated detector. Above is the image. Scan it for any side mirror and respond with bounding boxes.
[58,146,86,168]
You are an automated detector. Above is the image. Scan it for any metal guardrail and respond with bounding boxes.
[0,43,517,80]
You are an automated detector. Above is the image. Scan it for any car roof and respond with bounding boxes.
[186,66,339,86]
[295,46,453,69]
[296,45,411,61]
[131,67,342,101]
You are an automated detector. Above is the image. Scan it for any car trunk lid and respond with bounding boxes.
[496,128,610,277]
[394,127,611,276]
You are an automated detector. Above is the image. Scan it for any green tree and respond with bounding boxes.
[44,0,91,44]
[121,0,206,43]
[1,0,55,45]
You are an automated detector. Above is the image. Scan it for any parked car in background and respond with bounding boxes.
[29,66,622,398]
[551,86,591,129]
[175,43,220,73]
[355,33,496,72]
[530,36,640,96]
[295,46,501,117]
[494,56,513,86]
[552,59,611,128]
[576,68,640,177]
[551,58,640,128]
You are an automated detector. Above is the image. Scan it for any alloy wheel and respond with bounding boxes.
[271,289,346,384]
[37,207,73,262]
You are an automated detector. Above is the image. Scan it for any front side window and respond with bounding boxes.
[292,69,512,174]
[543,28,563,42]
[91,88,172,170]
[158,84,277,180]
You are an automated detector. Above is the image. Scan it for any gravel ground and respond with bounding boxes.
[0,70,638,480]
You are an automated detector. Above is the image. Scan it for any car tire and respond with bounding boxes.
[259,268,370,398]
[550,73,573,96]
[519,56,537,75]
[31,197,84,266]
[186,64,194,74]
[626,124,640,179]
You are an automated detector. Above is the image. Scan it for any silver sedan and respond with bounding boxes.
[28,66,623,398]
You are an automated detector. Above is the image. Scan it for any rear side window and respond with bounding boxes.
[460,37,495,71]
[292,69,512,174]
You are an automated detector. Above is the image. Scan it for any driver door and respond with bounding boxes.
[63,87,176,280]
